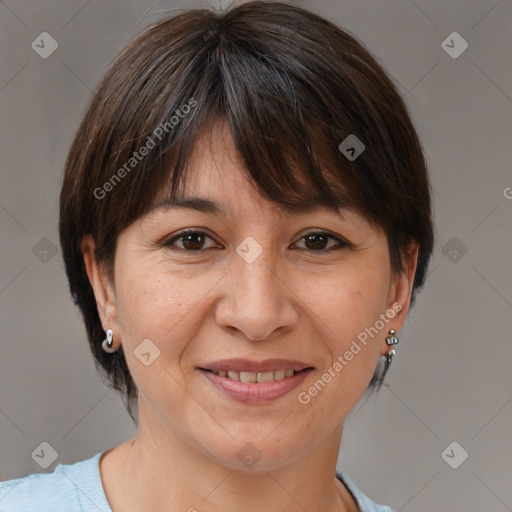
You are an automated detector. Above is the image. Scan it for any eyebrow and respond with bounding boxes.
[149,196,350,218]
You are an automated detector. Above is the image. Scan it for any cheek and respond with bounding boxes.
[112,268,198,404]
[304,262,390,393]
[301,261,390,341]
[118,270,184,334]
[115,262,214,368]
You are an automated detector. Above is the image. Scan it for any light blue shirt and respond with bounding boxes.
[0,451,394,511]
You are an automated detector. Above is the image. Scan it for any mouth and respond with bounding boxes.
[199,367,312,383]
[198,357,314,374]
[197,359,314,404]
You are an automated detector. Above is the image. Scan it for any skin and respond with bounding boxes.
[82,121,419,512]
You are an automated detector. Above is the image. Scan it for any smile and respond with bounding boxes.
[198,368,313,404]
[206,368,300,382]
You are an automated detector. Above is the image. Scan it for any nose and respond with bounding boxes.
[214,242,299,341]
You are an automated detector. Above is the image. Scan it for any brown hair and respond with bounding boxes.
[59,1,434,423]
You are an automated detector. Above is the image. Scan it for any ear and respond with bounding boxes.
[380,242,420,355]
[80,235,118,333]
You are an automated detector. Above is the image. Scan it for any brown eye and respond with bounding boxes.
[165,230,217,251]
[295,232,348,252]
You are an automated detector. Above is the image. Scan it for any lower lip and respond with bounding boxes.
[198,368,313,404]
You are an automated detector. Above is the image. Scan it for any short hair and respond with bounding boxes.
[59,1,434,423]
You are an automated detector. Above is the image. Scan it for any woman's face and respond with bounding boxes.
[85,122,418,471]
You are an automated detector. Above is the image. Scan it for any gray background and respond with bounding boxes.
[0,0,511,511]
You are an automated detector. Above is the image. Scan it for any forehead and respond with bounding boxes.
[151,195,356,225]
[149,120,352,221]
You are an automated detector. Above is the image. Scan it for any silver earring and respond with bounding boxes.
[102,328,118,353]
[385,329,399,363]
[385,349,396,364]
[386,329,399,346]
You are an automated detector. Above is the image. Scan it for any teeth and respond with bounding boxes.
[210,369,300,382]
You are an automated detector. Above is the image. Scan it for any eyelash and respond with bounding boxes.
[163,229,350,253]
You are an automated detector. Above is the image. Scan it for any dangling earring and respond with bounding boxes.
[385,329,399,363]
[102,328,118,353]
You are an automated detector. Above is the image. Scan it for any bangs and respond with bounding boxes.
[156,115,361,223]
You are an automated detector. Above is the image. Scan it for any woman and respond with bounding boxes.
[0,2,434,511]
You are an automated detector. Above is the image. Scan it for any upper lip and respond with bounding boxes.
[199,358,314,373]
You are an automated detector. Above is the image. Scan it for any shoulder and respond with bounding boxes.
[337,471,395,512]
[0,451,111,512]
